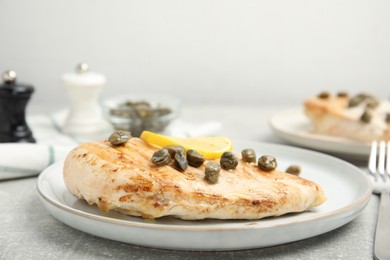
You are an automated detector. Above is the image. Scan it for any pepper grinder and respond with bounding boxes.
[0,71,36,143]
[62,63,112,138]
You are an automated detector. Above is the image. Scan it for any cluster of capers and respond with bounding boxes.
[348,93,379,109]
[317,91,382,124]
[347,93,380,124]
[108,130,132,146]
[240,148,278,171]
[242,149,301,175]
[108,130,301,182]
[151,148,239,184]
[151,145,304,184]
[151,145,205,172]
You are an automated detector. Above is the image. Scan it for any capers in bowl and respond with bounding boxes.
[241,148,256,163]
[151,148,171,166]
[220,152,239,170]
[258,155,277,171]
[204,162,221,184]
[187,150,205,168]
[103,95,180,137]
[108,130,132,146]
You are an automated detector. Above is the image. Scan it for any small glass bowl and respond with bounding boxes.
[102,94,181,137]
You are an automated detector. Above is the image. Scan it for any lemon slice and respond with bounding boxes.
[140,131,232,159]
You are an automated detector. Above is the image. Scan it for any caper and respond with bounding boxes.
[317,92,330,99]
[258,155,277,171]
[348,94,367,108]
[204,162,221,184]
[366,99,379,109]
[151,149,171,166]
[360,109,372,123]
[220,152,239,170]
[108,130,132,146]
[386,113,390,123]
[164,145,185,157]
[286,165,301,176]
[173,150,188,172]
[241,148,256,163]
[186,150,205,168]
[337,91,348,98]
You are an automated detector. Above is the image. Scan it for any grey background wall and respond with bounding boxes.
[0,0,389,111]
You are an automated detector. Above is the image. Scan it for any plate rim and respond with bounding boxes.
[37,141,372,232]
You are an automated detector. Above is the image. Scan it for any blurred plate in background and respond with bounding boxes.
[269,108,370,159]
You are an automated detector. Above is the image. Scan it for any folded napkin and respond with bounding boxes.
[0,114,78,180]
[0,143,73,180]
[0,112,222,180]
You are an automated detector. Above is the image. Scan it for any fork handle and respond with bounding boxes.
[374,191,390,260]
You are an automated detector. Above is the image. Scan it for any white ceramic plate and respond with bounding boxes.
[37,141,371,251]
[269,108,371,159]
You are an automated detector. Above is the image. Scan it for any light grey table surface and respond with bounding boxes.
[0,105,377,260]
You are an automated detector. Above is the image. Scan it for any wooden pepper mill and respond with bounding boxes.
[62,63,112,139]
[0,70,35,143]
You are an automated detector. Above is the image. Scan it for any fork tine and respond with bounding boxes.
[369,141,378,179]
[378,141,386,181]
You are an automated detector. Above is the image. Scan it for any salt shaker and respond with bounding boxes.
[0,70,36,143]
[62,63,112,139]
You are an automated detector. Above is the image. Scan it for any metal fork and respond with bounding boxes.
[369,140,390,260]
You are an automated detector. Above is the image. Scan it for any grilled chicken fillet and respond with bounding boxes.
[63,138,325,220]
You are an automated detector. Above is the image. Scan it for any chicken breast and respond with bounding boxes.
[304,93,390,142]
[63,138,325,220]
